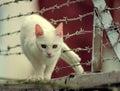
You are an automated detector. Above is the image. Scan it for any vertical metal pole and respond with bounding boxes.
[92,0,120,72]
[92,8,103,72]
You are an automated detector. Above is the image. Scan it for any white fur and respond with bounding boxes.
[20,14,84,80]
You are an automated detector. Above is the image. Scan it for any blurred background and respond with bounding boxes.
[0,0,120,79]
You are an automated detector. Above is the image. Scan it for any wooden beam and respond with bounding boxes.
[0,71,120,90]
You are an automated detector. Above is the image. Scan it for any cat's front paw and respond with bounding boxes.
[44,75,51,81]
[44,78,51,81]
[27,75,44,82]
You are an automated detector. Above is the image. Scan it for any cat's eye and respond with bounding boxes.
[53,45,58,48]
[41,44,47,48]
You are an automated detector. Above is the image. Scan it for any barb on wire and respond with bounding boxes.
[98,6,120,15]
[63,46,92,53]
[106,22,120,47]
[1,51,119,71]
[94,6,120,48]
[0,11,37,22]
[0,46,92,56]
[103,56,119,62]
[105,6,120,11]
[0,28,92,39]
[55,60,91,73]
[106,22,120,32]
[0,30,20,37]
[0,0,32,7]
[102,42,111,48]
[64,28,92,40]
[0,44,21,53]
[41,0,84,14]
[50,12,93,25]
[0,0,84,22]
[0,52,23,56]
[100,20,120,57]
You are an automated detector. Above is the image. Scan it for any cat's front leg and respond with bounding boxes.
[28,65,45,81]
[44,64,57,81]
[61,43,84,74]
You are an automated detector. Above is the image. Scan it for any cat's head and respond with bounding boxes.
[35,23,63,58]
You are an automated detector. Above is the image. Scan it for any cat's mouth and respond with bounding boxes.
[47,55,53,58]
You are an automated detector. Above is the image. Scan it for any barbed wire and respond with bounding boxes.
[50,12,93,25]
[105,6,120,11]
[102,42,111,48]
[0,30,20,37]
[1,4,120,23]
[0,52,23,56]
[0,46,92,69]
[55,19,120,72]
[108,22,120,47]
[64,28,92,40]
[95,8,120,47]
[1,0,120,75]
[0,0,84,22]
[7,22,118,49]
[40,0,84,14]
[0,53,119,72]
[102,56,119,62]
[106,22,120,32]
[0,28,92,39]
[63,46,92,53]
[0,44,21,53]
[0,46,92,56]
[0,27,92,55]
[0,0,32,7]
[0,0,91,79]
[0,12,93,38]
[55,60,91,73]
[54,55,120,72]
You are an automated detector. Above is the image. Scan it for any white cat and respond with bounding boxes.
[20,14,84,80]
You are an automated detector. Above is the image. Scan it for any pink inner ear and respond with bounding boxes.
[56,29,63,37]
[56,23,63,37]
[35,24,44,37]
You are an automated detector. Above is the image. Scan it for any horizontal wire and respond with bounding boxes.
[54,55,119,72]
[2,1,120,22]
[0,28,92,39]
[63,46,92,53]
[50,12,93,25]
[0,30,20,37]
[0,52,23,56]
[55,60,91,72]
[0,0,32,7]
[0,0,84,22]
[0,45,91,55]
[102,56,119,62]
[64,28,92,40]
[0,44,21,52]
[106,6,120,11]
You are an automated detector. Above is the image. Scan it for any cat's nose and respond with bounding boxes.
[47,52,52,57]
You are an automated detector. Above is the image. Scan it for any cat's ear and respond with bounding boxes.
[56,23,63,37]
[35,24,44,37]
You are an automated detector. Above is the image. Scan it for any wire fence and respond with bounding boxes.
[0,0,84,22]
[0,0,120,74]
[0,0,32,7]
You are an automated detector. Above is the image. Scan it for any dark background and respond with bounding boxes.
[38,0,120,78]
